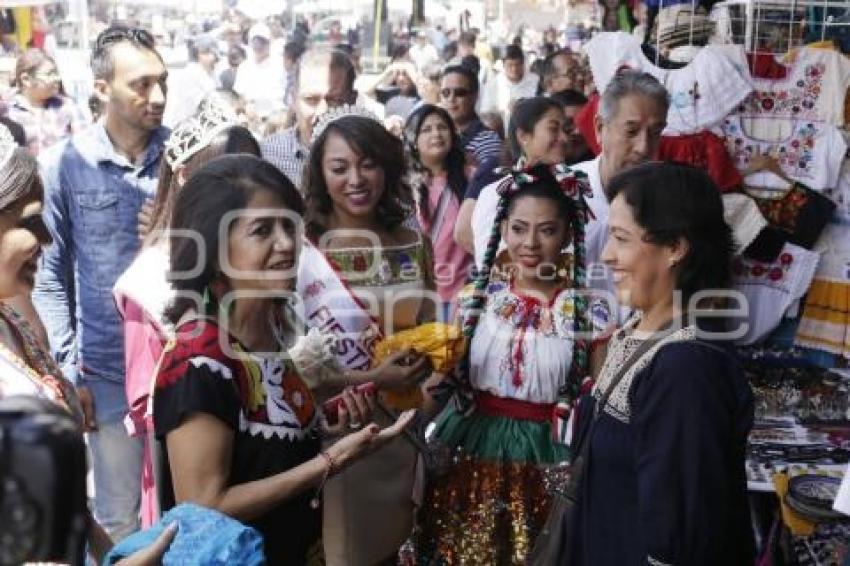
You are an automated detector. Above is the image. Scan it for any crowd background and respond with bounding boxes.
[1,0,850,564]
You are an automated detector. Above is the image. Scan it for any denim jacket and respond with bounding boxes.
[33,123,168,394]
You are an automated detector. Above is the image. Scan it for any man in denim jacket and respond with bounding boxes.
[33,25,168,541]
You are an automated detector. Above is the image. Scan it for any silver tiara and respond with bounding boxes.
[164,97,239,168]
[0,123,16,171]
[310,104,381,145]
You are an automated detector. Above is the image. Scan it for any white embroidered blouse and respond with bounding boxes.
[467,284,578,404]
[584,32,753,135]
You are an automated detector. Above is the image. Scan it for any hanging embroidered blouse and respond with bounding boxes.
[732,242,820,346]
[467,283,577,404]
[583,32,753,134]
[734,47,850,127]
[795,224,850,358]
[719,115,846,191]
[825,130,850,223]
[749,182,836,249]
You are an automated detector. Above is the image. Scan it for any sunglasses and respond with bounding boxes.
[97,26,155,51]
[440,87,471,99]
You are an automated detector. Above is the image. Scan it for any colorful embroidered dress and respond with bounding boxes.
[153,318,322,565]
[417,282,578,564]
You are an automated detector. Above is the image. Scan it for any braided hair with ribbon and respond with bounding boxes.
[457,161,594,408]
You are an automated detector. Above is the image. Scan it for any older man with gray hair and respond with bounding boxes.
[573,69,669,267]
[470,70,668,270]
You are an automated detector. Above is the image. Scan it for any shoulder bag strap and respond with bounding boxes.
[565,319,679,498]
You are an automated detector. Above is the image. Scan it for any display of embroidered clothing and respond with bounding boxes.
[719,115,846,191]
[733,242,820,345]
[796,224,850,358]
[583,32,752,134]
[417,283,580,564]
[658,131,743,192]
[734,47,850,127]
[153,319,322,565]
[749,183,836,249]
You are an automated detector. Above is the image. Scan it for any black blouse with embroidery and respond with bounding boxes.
[154,320,322,564]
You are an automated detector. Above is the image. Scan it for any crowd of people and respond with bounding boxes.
[0,12,756,566]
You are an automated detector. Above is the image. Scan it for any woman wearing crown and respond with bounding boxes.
[416,161,597,564]
[298,105,439,564]
[113,98,261,528]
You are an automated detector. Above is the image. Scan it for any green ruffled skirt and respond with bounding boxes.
[417,405,568,565]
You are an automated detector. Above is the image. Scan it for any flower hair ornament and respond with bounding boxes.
[493,162,594,223]
[310,104,381,145]
[164,97,239,169]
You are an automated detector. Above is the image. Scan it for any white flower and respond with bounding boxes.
[288,328,342,389]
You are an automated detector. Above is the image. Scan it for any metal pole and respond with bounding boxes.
[372,0,383,73]
[746,0,755,53]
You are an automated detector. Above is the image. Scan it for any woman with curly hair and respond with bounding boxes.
[299,109,439,564]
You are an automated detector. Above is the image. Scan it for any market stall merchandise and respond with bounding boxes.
[581,11,850,562]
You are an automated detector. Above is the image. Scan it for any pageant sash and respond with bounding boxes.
[296,240,383,371]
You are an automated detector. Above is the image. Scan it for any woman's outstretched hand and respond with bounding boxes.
[325,409,417,471]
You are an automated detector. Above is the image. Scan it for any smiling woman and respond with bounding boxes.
[568,162,754,565]
[0,125,82,422]
[403,104,473,315]
[154,154,414,565]
[300,111,439,564]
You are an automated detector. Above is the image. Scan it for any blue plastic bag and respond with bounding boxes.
[104,503,265,565]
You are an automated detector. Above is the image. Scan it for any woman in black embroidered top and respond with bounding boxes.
[569,162,755,565]
[153,155,414,564]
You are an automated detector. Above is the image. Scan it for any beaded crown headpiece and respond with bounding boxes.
[0,123,16,172]
[310,104,381,145]
[164,97,239,169]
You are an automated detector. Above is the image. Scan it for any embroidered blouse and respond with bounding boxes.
[323,237,431,332]
[583,32,753,135]
[154,318,321,564]
[719,115,846,191]
[0,303,82,424]
[732,242,820,345]
[466,283,578,404]
[734,47,850,127]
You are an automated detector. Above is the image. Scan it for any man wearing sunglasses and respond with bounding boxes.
[34,24,169,542]
[439,63,501,167]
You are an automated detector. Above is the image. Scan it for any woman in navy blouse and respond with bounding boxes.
[569,162,755,565]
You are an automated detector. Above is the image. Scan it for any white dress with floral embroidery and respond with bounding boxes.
[417,282,581,564]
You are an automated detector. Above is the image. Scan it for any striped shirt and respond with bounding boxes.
[459,116,502,166]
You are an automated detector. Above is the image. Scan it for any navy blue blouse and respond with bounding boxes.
[570,340,755,565]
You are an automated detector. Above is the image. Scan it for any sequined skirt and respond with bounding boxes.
[416,406,567,565]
